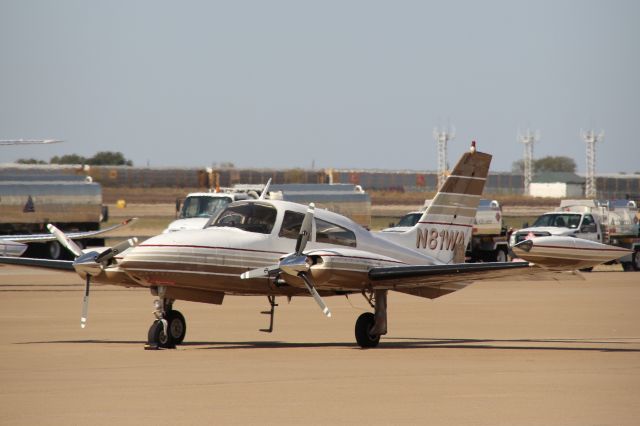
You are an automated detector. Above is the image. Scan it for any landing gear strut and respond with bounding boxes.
[259,295,278,333]
[145,287,186,350]
[355,289,387,348]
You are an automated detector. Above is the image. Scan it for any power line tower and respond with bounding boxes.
[581,129,604,198]
[433,125,455,189]
[518,129,540,195]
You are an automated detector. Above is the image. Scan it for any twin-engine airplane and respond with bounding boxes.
[0,143,630,348]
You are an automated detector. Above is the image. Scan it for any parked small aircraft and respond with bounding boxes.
[0,143,629,348]
[0,139,63,145]
[0,139,64,146]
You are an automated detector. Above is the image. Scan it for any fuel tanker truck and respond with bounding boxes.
[0,168,109,259]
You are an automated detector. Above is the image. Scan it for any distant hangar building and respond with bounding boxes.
[529,172,585,198]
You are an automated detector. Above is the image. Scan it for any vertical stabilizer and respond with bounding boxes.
[414,143,492,263]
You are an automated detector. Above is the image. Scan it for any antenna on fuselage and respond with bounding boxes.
[259,178,272,200]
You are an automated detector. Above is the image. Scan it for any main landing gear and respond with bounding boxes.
[355,289,388,348]
[146,287,186,350]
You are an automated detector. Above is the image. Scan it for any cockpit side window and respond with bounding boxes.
[315,218,356,247]
[212,203,277,234]
[279,210,305,239]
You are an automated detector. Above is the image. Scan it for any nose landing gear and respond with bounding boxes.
[145,287,186,350]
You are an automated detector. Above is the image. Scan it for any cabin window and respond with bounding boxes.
[279,210,305,239]
[315,218,356,247]
[213,203,277,234]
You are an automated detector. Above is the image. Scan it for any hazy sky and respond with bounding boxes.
[1,0,638,173]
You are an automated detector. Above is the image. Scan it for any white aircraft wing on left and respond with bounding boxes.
[0,218,138,257]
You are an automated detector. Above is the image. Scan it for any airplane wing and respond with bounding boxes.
[0,256,74,271]
[3,218,138,244]
[368,261,583,299]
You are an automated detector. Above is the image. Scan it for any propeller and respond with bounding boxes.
[241,203,331,317]
[47,224,83,258]
[47,224,138,328]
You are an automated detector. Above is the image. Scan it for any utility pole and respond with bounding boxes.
[518,129,539,195]
[581,129,604,198]
[433,126,455,190]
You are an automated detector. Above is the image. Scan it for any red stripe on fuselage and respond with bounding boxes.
[139,244,288,255]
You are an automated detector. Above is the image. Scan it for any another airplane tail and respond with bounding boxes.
[414,143,492,264]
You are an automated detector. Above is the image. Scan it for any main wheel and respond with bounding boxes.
[633,249,640,272]
[147,320,175,349]
[355,312,380,348]
[166,310,186,345]
[48,241,62,260]
[494,248,507,263]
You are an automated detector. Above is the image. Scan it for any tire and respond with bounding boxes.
[355,312,380,348]
[622,262,633,272]
[48,241,62,260]
[147,320,175,349]
[494,248,507,263]
[633,249,640,272]
[166,310,186,345]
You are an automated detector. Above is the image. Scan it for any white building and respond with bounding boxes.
[529,172,585,198]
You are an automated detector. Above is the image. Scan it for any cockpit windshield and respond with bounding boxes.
[180,196,232,219]
[212,202,277,234]
[532,213,581,228]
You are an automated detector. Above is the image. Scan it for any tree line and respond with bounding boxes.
[16,151,133,166]
[511,156,576,174]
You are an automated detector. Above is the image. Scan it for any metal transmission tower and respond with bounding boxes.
[433,126,455,189]
[518,129,539,195]
[581,129,604,198]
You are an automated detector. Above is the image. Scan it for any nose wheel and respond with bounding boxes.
[147,310,186,349]
[145,292,187,349]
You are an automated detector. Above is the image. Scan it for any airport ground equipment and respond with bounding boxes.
[509,199,640,271]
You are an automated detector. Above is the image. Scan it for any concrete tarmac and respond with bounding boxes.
[1,264,639,425]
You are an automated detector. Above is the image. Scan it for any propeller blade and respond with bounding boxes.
[95,237,138,263]
[47,224,83,258]
[241,264,281,279]
[81,275,90,328]
[295,203,315,255]
[299,273,331,318]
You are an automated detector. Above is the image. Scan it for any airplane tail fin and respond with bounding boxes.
[414,142,492,264]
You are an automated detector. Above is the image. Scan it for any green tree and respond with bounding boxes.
[87,151,133,166]
[50,154,87,164]
[534,156,576,173]
[511,156,576,174]
[15,158,47,164]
